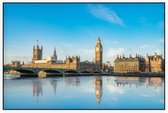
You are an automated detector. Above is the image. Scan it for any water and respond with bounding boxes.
[4,76,164,109]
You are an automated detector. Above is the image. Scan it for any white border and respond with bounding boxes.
[0,0,167,113]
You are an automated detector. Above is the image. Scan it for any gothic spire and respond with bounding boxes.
[53,47,57,57]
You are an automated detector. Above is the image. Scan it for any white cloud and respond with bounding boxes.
[87,5,124,26]
[140,45,150,49]
[107,48,125,57]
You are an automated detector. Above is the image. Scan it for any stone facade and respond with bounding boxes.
[22,37,102,71]
[145,52,164,72]
[32,44,43,63]
[114,55,145,73]
[23,56,80,70]
[23,56,98,71]
[79,62,98,71]
[11,60,21,67]
[103,61,113,71]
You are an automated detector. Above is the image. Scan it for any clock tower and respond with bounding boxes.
[95,36,103,70]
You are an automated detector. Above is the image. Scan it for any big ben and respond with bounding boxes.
[95,36,103,70]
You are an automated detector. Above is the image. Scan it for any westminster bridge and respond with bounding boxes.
[4,67,100,78]
[4,67,164,78]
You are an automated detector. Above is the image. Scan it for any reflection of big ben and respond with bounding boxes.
[95,76,103,107]
[95,36,103,70]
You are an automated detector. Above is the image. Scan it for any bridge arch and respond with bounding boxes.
[10,69,36,74]
[42,69,61,73]
[7,68,38,78]
[38,69,62,77]
[64,70,79,75]
[80,70,91,75]
[92,71,100,74]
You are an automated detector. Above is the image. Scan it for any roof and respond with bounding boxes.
[114,56,145,62]
[148,55,162,60]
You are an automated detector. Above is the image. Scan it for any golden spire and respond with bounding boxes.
[98,36,100,41]
[97,36,101,43]
[96,36,102,47]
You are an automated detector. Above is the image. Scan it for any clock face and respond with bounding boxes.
[96,47,99,51]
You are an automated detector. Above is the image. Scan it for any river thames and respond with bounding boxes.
[4,76,164,109]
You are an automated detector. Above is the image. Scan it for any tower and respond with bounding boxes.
[71,55,80,64]
[95,36,103,70]
[65,56,72,64]
[32,41,43,63]
[145,53,150,72]
[53,47,57,62]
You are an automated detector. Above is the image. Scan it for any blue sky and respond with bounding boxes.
[4,3,164,64]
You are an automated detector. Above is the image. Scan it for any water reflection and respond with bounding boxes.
[145,77,163,89]
[65,77,80,86]
[94,76,103,108]
[32,80,43,97]
[4,76,164,109]
[114,77,143,88]
[32,79,43,103]
[114,76,163,89]
[50,79,57,95]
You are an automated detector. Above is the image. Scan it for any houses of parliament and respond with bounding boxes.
[10,35,164,73]
[22,37,103,71]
